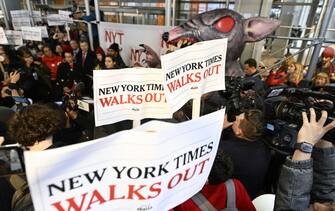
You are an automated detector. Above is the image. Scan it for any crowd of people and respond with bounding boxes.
[263,46,335,89]
[0,12,334,210]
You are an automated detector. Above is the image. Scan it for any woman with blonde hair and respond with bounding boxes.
[287,63,304,87]
[313,72,329,88]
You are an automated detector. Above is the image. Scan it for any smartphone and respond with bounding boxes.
[0,145,25,177]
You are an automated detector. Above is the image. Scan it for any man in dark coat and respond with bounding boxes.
[76,40,96,96]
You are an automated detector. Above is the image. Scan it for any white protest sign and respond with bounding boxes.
[59,10,73,24]
[94,68,172,127]
[36,26,49,38]
[161,39,227,113]
[47,12,73,26]
[47,14,64,26]
[10,10,31,30]
[21,27,42,41]
[32,11,42,22]
[5,30,23,46]
[0,27,8,44]
[98,22,170,67]
[25,109,225,211]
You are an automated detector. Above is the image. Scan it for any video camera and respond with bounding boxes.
[263,85,335,154]
[219,76,258,122]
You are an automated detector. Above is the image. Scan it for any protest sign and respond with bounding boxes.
[58,10,73,24]
[36,26,49,38]
[161,39,227,113]
[47,14,63,26]
[5,30,23,46]
[47,12,73,26]
[10,10,31,30]
[32,11,42,22]
[94,68,172,127]
[0,27,8,44]
[21,27,42,42]
[24,109,225,211]
[98,22,170,67]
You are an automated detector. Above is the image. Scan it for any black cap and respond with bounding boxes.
[109,43,120,52]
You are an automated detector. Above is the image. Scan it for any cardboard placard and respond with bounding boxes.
[21,27,42,41]
[161,39,227,113]
[94,68,172,127]
[24,109,225,211]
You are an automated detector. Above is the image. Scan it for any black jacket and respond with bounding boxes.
[245,72,266,96]
[56,62,82,88]
[219,129,271,199]
[113,55,127,69]
[75,50,96,76]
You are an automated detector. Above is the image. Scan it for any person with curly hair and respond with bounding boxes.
[8,104,65,150]
[8,104,66,211]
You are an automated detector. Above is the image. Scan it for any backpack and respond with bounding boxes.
[191,179,238,211]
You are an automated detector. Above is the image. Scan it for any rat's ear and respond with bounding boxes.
[243,17,280,42]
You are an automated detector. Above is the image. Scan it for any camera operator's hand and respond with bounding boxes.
[293,108,335,161]
[297,108,335,146]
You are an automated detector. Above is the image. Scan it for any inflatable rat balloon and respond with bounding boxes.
[136,44,162,68]
[163,8,280,76]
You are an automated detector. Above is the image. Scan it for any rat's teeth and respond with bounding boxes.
[177,40,183,48]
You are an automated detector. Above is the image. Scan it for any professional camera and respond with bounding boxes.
[263,86,335,154]
[219,76,258,122]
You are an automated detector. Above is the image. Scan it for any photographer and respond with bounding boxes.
[220,109,271,199]
[275,108,335,210]
[62,96,94,142]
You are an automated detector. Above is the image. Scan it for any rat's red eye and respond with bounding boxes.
[214,16,235,33]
